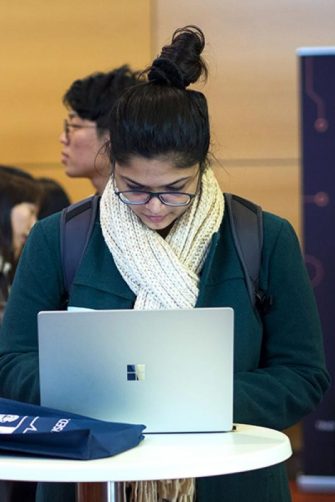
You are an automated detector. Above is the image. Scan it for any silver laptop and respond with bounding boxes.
[38,307,234,433]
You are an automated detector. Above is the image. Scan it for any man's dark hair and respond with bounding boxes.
[63,65,140,135]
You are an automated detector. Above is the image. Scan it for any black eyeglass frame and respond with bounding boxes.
[63,119,96,139]
[114,189,197,207]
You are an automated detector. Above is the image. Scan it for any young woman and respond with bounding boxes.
[0,26,329,502]
[0,169,40,322]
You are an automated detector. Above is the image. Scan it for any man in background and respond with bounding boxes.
[60,65,140,194]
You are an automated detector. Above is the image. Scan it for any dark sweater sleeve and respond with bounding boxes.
[0,214,64,404]
[233,216,330,430]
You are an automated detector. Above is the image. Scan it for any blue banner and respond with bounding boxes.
[297,47,335,489]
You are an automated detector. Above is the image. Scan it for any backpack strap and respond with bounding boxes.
[225,193,271,313]
[60,195,100,296]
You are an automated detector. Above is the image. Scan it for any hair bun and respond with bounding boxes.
[148,25,207,89]
[148,58,186,89]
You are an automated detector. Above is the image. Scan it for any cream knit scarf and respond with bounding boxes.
[100,168,224,311]
[100,167,224,501]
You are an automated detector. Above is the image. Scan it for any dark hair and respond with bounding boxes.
[108,26,210,171]
[63,65,141,135]
[0,171,41,294]
[38,177,71,219]
[0,164,34,180]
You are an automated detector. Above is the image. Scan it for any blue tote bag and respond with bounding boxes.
[0,398,145,460]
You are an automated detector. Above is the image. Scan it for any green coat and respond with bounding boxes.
[0,205,330,502]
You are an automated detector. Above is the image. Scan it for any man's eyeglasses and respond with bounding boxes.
[63,119,96,140]
[114,189,197,207]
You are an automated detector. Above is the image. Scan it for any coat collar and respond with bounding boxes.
[72,221,135,301]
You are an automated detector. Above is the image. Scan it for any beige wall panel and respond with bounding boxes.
[153,1,335,161]
[213,162,301,237]
[0,0,151,171]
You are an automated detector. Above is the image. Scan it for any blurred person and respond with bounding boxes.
[0,167,40,502]
[37,177,71,219]
[0,170,40,309]
[60,65,140,194]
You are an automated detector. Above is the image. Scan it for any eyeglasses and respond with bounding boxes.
[63,119,96,140]
[114,189,197,207]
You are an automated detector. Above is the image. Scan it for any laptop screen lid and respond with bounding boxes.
[38,307,234,433]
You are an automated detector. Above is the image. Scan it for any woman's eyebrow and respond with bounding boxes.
[165,177,190,188]
[121,176,191,189]
[121,176,146,188]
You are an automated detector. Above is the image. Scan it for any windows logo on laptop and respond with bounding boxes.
[127,364,146,381]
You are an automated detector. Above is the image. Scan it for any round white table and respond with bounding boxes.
[0,424,292,501]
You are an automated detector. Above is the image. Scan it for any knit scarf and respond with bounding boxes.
[100,168,224,310]
[100,167,224,501]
